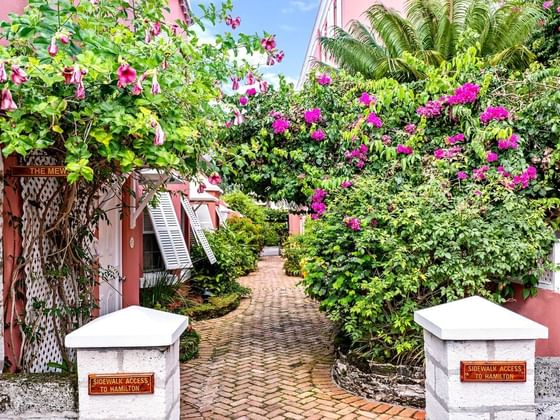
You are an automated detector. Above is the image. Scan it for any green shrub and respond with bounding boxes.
[283,235,306,277]
[264,208,289,246]
[179,328,200,362]
[181,293,242,320]
[302,176,555,365]
[227,216,264,264]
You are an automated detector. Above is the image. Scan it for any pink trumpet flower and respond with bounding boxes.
[75,81,86,100]
[151,121,165,146]
[117,64,137,88]
[261,36,276,51]
[231,76,240,91]
[48,37,59,57]
[60,35,70,44]
[208,172,222,185]
[0,62,7,83]
[246,72,256,85]
[151,73,161,95]
[259,80,269,93]
[1,88,17,111]
[151,22,161,36]
[233,109,244,125]
[11,65,28,85]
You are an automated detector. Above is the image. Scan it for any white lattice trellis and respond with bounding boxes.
[20,155,80,372]
[538,240,560,293]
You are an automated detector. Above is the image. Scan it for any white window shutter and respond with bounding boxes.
[181,196,217,264]
[216,205,227,226]
[147,192,193,270]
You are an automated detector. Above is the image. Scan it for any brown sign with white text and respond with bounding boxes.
[460,361,526,382]
[88,373,155,395]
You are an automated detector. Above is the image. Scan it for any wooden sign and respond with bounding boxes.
[88,373,155,395]
[10,165,67,177]
[460,361,526,382]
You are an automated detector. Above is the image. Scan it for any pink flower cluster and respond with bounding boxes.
[434,146,461,160]
[480,106,510,124]
[498,134,519,150]
[472,165,490,181]
[316,73,332,86]
[310,188,327,220]
[366,112,383,128]
[416,100,443,118]
[311,129,326,141]
[226,15,241,29]
[447,83,480,105]
[304,108,321,124]
[344,217,361,231]
[404,123,416,135]
[260,36,284,66]
[0,63,30,111]
[511,166,537,189]
[396,144,413,155]
[345,144,368,169]
[359,92,375,107]
[447,133,465,144]
[272,118,290,134]
[486,151,498,162]
[341,180,353,188]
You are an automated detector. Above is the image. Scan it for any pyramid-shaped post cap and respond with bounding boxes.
[65,306,189,349]
[414,296,548,341]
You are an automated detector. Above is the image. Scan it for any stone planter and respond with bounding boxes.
[332,353,425,408]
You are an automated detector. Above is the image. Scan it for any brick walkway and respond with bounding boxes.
[180,257,425,419]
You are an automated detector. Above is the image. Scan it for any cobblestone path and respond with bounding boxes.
[180,256,425,420]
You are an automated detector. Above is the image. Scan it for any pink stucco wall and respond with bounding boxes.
[505,285,560,357]
[0,0,26,22]
[341,0,405,27]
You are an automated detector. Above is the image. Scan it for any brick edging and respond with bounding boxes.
[311,360,426,419]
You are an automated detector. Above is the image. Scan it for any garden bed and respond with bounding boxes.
[332,353,425,409]
[179,293,242,321]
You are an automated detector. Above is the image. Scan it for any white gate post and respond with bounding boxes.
[415,296,548,420]
[65,306,188,420]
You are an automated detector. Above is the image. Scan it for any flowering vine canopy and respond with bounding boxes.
[0,0,269,182]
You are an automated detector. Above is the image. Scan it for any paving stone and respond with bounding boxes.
[180,257,424,419]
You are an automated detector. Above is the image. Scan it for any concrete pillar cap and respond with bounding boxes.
[65,306,188,348]
[414,296,548,341]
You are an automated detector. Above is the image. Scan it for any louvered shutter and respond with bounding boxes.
[181,196,217,264]
[216,205,227,226]
[147,192,193,269]
[194,203,215,231]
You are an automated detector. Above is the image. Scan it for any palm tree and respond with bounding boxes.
[318,0,543,81]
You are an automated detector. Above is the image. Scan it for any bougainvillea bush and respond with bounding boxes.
[302,177,555,365]
[220,48,560,364]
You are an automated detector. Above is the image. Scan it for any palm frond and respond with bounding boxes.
[405,0,440,50]
[487,45,536,70]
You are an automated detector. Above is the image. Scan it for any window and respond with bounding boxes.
[143,211,164,272]
[195,203,215,231]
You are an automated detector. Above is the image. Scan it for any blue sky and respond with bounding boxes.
[191,0,319,85]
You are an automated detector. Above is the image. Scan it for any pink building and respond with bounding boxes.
[298,0,406,88]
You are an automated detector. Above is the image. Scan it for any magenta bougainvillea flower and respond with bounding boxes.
[310,188,327,219]
[497,166,511,178]
[316,73,332,86]
[404,123,416,135]
[434,149,446,159]
[272,118,290,134]
[310,129,326,141]
[345,144,368,168]
[447,133,465,144]
[472,165,490,181]
[396,144,413,155]
[511,166,537,189]
[366,112,383,128]
[543,1,553,9]
[382,135,392,145]
[239,95,248,106]
[261,36,276,51]
[457,171,469,180]
[304,108,321,124]
[48,37,58,57]
[498,134,519,150]
[117,64,137,88]
[344,217,361,231]
[246,88,257,97]
[486,151,499,162]
[416,100,443,118]
[341,181,353,188]
[359,92,375,107]
[208,172,222,185]
[11,65,28,85]
[447,83,480,105]
[480,106,510,124]
[1,88,17,111]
